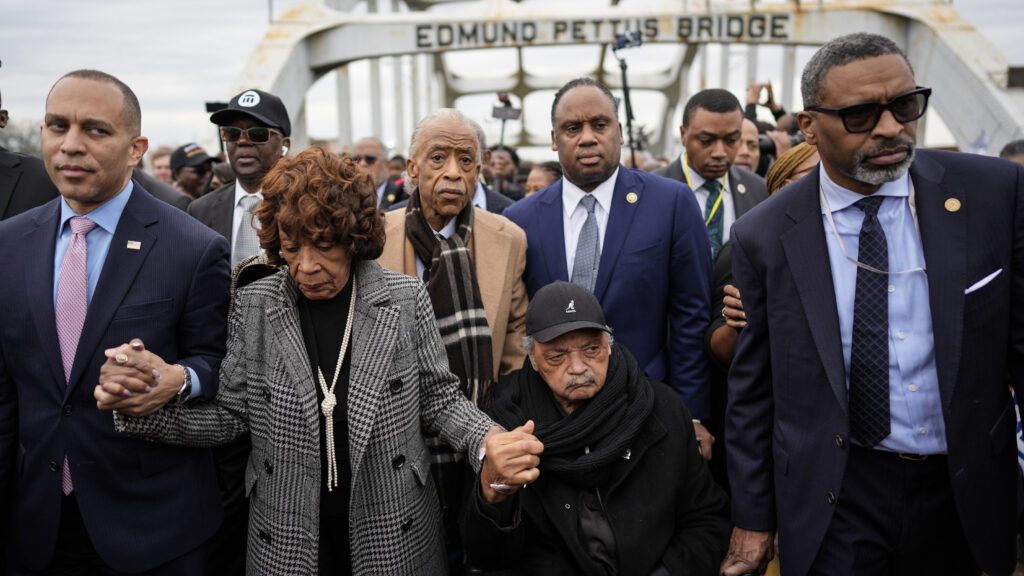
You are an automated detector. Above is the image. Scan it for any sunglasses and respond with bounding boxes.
[220,126,282,143]
[805,87,931,134]
[352,154,378,165]
[181,164,211,176]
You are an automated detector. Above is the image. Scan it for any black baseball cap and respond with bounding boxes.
[169,143,215,172]
[526,281,610,343]
[210,89,291,137]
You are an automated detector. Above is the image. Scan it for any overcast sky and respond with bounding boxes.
[2,0,1019,158]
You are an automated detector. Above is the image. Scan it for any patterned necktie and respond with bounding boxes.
[849,195,891,447]
[55,216,97,495]
[233,194,261,267]
[570,194,600,293]
[703,179,724,261]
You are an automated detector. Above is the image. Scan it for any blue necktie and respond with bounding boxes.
[703,180,724,261]
[849,195,890,447]
[571,194,600,293]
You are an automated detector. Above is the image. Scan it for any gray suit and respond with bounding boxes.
[116,259,493,575]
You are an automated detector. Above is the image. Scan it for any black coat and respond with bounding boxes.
[463,381,731,575]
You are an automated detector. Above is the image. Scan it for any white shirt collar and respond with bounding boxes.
[434,214,459,239]
[562,167,619,219]
[234,182,263,206]
[819,162,911,215]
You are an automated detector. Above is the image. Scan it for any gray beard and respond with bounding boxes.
[849,142,916,187]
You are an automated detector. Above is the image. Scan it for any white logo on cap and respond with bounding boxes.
[565,300,576,314]
[238,90,261,108]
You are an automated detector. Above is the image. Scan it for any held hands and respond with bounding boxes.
[480,420,544,504]
[720,528,774,576]
[692,421,715,461]
[94,338,182,417]
[722,284,746,329]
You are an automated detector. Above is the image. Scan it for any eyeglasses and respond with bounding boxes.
[352,154,378,165]
[805,87,931,134]
[220,126,282,143]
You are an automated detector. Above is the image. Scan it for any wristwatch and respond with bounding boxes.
[174,364,192,405]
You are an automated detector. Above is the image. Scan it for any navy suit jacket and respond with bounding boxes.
[503,167,713,418]
[727,149,1023,576]
[0,183,229,572]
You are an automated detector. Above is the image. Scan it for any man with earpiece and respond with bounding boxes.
[185,87,292,576]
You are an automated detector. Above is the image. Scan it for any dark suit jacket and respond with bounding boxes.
[653,160,769,240]
[503,167,714,418]
[0,148,58,220]
[132,168,190,211]
[386,183,514,216]
[187,181,235,240]
[378,179,409,211]
[727,149,1023,576]
[0,182,229,572]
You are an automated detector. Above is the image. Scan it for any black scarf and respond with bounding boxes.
[490,344,654,487]
[405,189,494,406]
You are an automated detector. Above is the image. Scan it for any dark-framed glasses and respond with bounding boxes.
[220,126,282,143]
[806,87,931,134]
[352,154,378,165]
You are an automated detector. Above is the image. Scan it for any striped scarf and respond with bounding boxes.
[405,189,494,409]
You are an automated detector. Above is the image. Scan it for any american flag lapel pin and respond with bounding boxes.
[127,240,142,250]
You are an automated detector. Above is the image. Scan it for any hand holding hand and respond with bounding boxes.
[692,421,715,461]
[95,338,182,416]
[480,420,544,503]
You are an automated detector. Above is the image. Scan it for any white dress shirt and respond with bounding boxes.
[562,168,617,278]
[473,181,488,211]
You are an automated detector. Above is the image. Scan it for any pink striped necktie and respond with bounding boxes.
[55,215,97,495]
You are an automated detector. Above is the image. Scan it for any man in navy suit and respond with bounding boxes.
[503,78,713,450]
[0,70,228,574]
[721,33,1022,576]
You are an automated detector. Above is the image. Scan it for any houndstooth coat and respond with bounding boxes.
[115,259,493,574]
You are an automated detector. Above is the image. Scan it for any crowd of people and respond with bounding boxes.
[0,31,1023,576]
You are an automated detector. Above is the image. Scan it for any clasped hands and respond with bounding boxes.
[94,338,182,417]
[480,420,544,504]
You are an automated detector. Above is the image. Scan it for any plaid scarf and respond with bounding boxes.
[405,189,494,408]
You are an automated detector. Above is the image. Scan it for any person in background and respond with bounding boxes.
[352,136,407,210]
[525,161,561,197]
[170,142,216,200]
[148,145,174,185]
[488,145,527,201]
[733,118,761,174]
[999,139,1024,167]
[765,141,820,195]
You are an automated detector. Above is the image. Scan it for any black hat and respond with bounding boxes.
[210,89,291,137]
[170,142,215,172]
[526,281,610,343]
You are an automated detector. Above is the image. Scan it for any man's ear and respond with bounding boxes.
[528,353,538,371]
[0,109,8,129]
[406,156,419,181]
[128,136,149,169]
[796,112,817,146]
[551,130,558,152]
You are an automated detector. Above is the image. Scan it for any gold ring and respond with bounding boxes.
[115,353,128,365]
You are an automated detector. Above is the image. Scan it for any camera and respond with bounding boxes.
[759,131,805,157]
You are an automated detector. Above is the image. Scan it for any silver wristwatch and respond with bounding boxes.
[174,364,192,405]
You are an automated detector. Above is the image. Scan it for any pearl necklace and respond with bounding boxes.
[315,277,357,492]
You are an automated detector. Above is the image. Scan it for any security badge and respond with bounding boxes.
[944,198,961,212]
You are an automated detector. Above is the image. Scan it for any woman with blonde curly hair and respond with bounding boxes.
[110,147,500,575]
[765,141,819,195]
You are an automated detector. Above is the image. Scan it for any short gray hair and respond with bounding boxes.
[403,108,483,196]
[522,331,614,360]
[801,33,913,109]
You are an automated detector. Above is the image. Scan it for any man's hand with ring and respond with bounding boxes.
[722,284,746,329]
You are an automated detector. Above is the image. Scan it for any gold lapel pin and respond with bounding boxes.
[626,192,638,204]
[387,194,396,203]
[737,184,747,194]
[623,448,632,460]
[944,198,961,213]
[126,240,142,250]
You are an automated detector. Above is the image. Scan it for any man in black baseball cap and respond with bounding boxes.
[170,142,216,200]
[463,280,730,575]
[185,88,292,576]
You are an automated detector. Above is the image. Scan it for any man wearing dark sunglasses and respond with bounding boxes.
[170,142,216,200]
[723,33,1023,576]
[352,136,407,209]
[185,88,291,576]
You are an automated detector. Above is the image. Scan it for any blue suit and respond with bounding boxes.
[0,183,229,572]
[504,167,713,418]
[727,149,1023,576]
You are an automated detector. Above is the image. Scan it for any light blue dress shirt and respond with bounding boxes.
[414,216,458,280]
[53,181,201,398]
[473,181,487,211]
[819,166,946,454]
